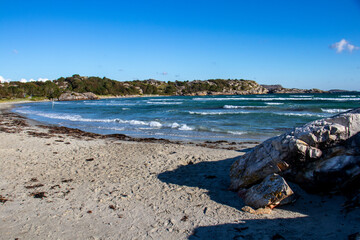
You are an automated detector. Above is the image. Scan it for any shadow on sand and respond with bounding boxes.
[158,157,244,210]
[158,157,360,240]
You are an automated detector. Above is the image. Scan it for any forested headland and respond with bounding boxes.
[0,74,269,100]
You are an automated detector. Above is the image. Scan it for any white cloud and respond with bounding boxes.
[37,78,49,82]
[0,76,50,83]
[157,72,168,76]
[19,78,50,83]
[0,76,11,83]
[330,39,360,53]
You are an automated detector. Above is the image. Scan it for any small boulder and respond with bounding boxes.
[240,173,294,209]
[241,205,272,215]
[241,206,256,214]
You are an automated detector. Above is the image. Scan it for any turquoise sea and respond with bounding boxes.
[13,93,360,143]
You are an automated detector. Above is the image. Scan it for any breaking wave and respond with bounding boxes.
[223,105,268,109]
[193,97,360,101]
[189,111,251,115]
[321,108,351,113]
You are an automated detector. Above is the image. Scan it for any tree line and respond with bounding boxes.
[0,74,260,100]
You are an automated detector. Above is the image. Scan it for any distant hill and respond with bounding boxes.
[0,75,269,99]
[328,89,352,93]
[1,74,345,100]
[261,84,325,94]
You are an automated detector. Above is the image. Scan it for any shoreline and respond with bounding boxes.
[6,101,261,151]
[1,102,359,239]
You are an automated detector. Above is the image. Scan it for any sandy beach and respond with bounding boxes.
[0,103,359,240]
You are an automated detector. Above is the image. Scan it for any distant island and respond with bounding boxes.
[0,74,345,101]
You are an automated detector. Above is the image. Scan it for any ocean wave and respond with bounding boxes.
[84,102,137,106]
[340,95,357,98]
[96,126,125,131]
[197,127,246,135]
[265,102,284,105]
[228,131,246,135]
[193,97,360,101]
[321,108,351,113]
[52,101,71,105]
[170,122,180,128]
[146,101,183,105]
[178,124,193,131]
[149,121,162,128]
[15,108,200,132]
[147,98,184,101]
[15,109,165,127]
[15,109,90,122]
[124,120,163,128]
[223,105,246,109]
[16,106,31,109]
[274,112,326,117]
[223,105,267,109]
[289,95,314,98]
[189,111,250,115]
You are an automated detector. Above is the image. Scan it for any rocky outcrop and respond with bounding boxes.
[328,89,352,93]
[178,80,269,96]
[58,92,99,101]
[182,87,269,96]
[230,108,360,209]
[261,84,325,94]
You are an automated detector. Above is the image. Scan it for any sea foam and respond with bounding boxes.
[274,112,326,117]
[265,102,284,105]
[223,105,268,109]
[228,131,246,135]
[146,101,183,105]
[321,108,351,113]
[179,124,193,131]
[193,97,360,101]
[189,111,251,115]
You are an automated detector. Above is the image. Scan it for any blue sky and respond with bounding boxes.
[1,0,360,90]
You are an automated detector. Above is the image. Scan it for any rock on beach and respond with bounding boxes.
[230,108,360,209]
[58,92,99,101]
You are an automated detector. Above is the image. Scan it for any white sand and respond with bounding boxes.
[0,103,359,239]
